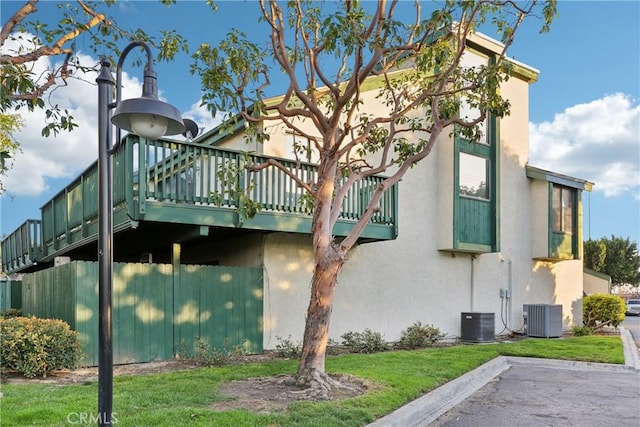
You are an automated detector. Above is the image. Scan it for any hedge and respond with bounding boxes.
[0,316,84,378]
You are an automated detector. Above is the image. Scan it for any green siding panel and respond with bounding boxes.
[550,232,575,260]
[455,198,493,247]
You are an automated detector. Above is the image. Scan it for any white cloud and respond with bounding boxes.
[2,32,217,197]
[182,101,224,137]
[529,93,640,199]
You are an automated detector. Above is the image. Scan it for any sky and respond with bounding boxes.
[1,0,639,245]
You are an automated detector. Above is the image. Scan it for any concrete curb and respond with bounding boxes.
[620,326,640,370]
[505,355,637,372]
[369,331,639,426]
[367,356,511,427]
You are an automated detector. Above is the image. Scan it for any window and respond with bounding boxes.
[526,165,593,260]
[459,153,489,200]
[552,185,575,234]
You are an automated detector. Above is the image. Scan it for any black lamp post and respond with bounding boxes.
[95,41,185,426]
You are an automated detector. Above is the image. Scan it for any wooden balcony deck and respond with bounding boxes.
[2,135,398,273]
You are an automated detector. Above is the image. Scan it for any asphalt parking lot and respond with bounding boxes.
[430,358,640,427]
[370,327,640,427]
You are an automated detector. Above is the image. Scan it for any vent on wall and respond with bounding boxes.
[523,304,562,338]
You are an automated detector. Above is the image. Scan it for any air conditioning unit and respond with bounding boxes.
[461,312,495,342]
[523,304,562,338]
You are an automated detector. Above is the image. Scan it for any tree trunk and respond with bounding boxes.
[296,244,344,390]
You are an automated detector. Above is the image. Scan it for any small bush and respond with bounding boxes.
[340,329,389,353]
[186,338,246,366]
[0,308,22,318]
[395,321,445,349]
[326,338,344,355]
[571,325,593,336]
[0,316,83,378]
[274,335,301,358]
[583,294,626,330]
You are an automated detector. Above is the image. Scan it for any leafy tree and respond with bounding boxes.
[2,0,109,137]
[584,239,606,272]
[586,236,640,286]
[0,0,189,187]
[0,114,22,193]
[191,0,556,391]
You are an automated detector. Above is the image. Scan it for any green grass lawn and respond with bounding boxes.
[0,336,624,427]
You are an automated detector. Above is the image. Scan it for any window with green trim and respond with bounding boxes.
[549,184,578,259]
[552,185,574,234]
[459,153,489,200]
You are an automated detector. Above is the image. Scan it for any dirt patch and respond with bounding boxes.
[1,360,200,385]
[1,352,285,385]
[211,374,368,413]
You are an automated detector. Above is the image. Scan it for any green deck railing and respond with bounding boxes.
[1,219,41,273]
[2,135,398,273]
[139,137,396,224]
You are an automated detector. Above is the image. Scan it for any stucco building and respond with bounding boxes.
[2,31,593,361]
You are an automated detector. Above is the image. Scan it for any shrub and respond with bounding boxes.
[181,337,246,366]
[571,325,593,336]
[274,335,302,358]
[395,321,445,349]
[326,338,344,355]
[0,308,22,318]
[340,329,389,353]
[583,294,626,330]
[0,316,83,378]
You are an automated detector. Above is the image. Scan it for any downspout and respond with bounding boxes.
[507,259,513,329]
[470,255,476,311]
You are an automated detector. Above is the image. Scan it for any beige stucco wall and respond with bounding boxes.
[529,179,551,259]
[583,270,611,295]
[209,128,262,153]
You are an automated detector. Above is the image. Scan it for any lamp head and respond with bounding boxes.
[111,63,185,139]
[112,97,185,139]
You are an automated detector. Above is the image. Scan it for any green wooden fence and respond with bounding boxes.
[21,261,263,366]
[0,280,22,312]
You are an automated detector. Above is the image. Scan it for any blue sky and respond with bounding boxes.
[1,1,639,244]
